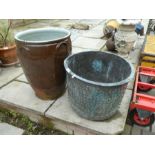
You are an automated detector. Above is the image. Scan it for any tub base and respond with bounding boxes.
[71,103,119,121]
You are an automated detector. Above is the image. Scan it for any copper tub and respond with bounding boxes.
[15,28,72,100]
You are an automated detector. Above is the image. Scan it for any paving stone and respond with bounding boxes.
[83,25,105,39]
[82,29,104,39]
[73,37,106,50]
[69,29,80,41]
[150,123,155,133]
[92,25,104,31]
[146,88,155,96]
[122,124,132,135]
[135,36,145,50]
[80,19,104,26]
[131,125,148,135]
[45,89,132,135]
[16,74,28,83]
[69,29,88,42]
[127,65,136,90]
[0,81,54,115]
[141,19,150,35]
[131,126,142,135]
[127,78,135,90]
[131,125,153,135]
[128,50,141,65]
[0,101,45,123]
[135,124,150,131]
[99,20,106,26]
[69,19,82,23]
[142,130,155,135]
[0,123,24,135]
[72,47,97,54]
[100,45,108,52]
[49,20,74,29]
[0,66,23,88]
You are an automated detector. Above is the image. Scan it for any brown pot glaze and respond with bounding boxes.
[106,37,116,51]
[0,45,18,66]
[15,28,72,100]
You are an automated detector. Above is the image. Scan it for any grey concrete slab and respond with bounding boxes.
[127,79,135,90]
[131,126,142,135]
[0,123,24,135]
[122,124,132,135]
[81,23,104,39]
[92,25,104,31]
[151,123,155,133]
[142,130,155,135]
[69,29,88,42]
[69,19,82,23]
[72,47,97,54]
[82,29,104,39]
[0,81,54,115]
[0,101,45,124]
[80,19,104,26]
[128,50,141,65]
[141,19,150,35]
[131,125,152,135]
[127,37,144,65]
[145,88,155,96]
[73,37,106,50]
[49,20,74,29]
[0,66,23,88]
[16,74,28,83]
[69,29,81,42]
[45,89,132,135]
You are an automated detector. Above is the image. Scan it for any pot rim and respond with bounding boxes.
[0,44,16,51]
[117,19,141,25]
[14,27,71,44]
[64,51,135,87]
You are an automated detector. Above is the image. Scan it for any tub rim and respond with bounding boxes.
[14,27,71,44]
[64,51,135,87]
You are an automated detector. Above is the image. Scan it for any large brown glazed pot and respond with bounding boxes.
[15,28,72,100]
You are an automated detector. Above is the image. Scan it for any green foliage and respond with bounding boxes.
[0,20,15,48]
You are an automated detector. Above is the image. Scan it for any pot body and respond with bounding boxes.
[114,24,137,56]
[103,20,119,39]
[64,51,134,120]
[15,28,72,100]
[0,45,18,66]
[106,37,115,51]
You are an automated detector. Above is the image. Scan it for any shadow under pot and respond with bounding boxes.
[15,28,72,100]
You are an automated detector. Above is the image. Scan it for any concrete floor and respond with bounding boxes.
[0,19,153,135]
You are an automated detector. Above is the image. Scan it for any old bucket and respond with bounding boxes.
[15,27,72,100]
[64,51,134,120]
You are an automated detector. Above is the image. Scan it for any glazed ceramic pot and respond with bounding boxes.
[103,19,119,39]
[0,45,18,66]
[15,28,72,100]
[103,26,115,39]
[106,36,116,51]
[114,20,140,56]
